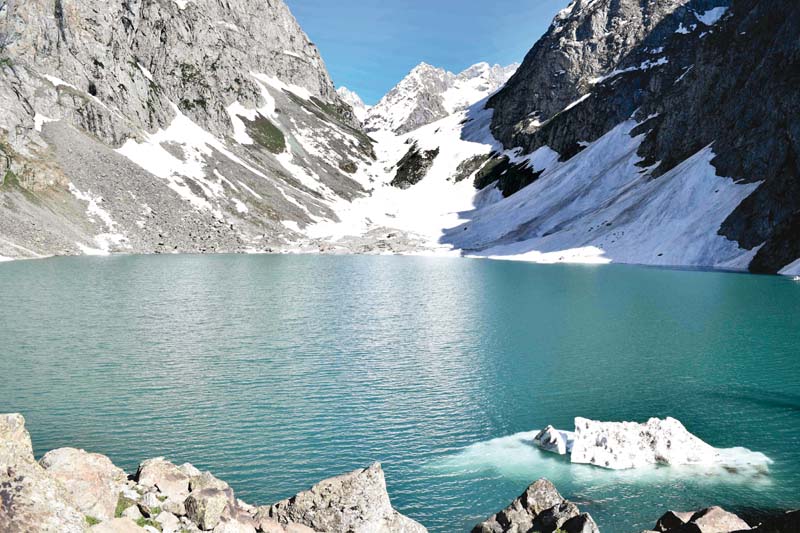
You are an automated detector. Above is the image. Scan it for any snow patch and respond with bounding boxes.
[137,63,154,82]
[68,183,128,254]
[451,120,761,270]
[34,113,58,132]
[696,6,728,26]
[779,257,800,276]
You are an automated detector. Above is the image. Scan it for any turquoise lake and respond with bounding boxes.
[1,254,799,532]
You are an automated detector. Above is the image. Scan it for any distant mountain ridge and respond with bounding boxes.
[364,62,518,135]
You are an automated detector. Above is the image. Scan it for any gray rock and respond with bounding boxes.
[530,502,581,533]
[190,471,231,493]
[139,491,164,517]
[471,478,564,533]
[136,458,190,503]
[185,488,235,530]
[688,507,751,533]
[656,511,696,531]
[180,463,203,478]
[156,510,183,533]
[39,446,128,520]
[562,513,601,533]
[261,463,426,532]
[0,413,87,533]
[652,506,751,533]
[122,504,145,520]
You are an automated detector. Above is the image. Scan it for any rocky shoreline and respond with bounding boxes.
[1,414,797,533]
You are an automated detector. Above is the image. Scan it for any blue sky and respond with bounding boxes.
[284,0,568,105]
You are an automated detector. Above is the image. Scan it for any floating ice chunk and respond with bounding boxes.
[571,417,717,469]
[533,417,774,473]
[533,425,574,455]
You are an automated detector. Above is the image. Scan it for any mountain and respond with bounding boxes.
[336,87,370,123]
[363,62,518,135]
[0,0,372,259]
[310,0,800,275]
[0,0,798,275]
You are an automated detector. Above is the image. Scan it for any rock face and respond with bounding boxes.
[0,0,373,259]
[471,0,800,274]
[39,447,128,520]
[487,0,705,149]
[365,62,517,135]
[0,414,87,533]
[263,463,426,533]
[471,478,598,533]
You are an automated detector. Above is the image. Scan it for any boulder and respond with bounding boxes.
[689,507,751,533]
[261,463,426,532]
[191,471,231,492]
[655,511,696,531]
[0,414,87,533]
[156,510,183,533]
[562,513,600,533]
[139,491,164,517]
[89,517,149,532]
[136,458,190,503]
[534,425,573,455]
[163,498,187,517]
[185,487,234,530]
[530,502,581,533]
[39,447,127,520]
[180,463,203,477]
[122,504,144,520]
[0,413,35,466]
[471,478,564,533]
[571,417,718,469]
[651,506,752,533]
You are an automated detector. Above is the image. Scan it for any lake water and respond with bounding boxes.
[1,254,799,532]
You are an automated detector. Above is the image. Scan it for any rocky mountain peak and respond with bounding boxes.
[487,0,703,149]
[365,61,517,135]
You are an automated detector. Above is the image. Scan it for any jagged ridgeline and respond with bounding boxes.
[0,0,373,258]
[477,0,800,273]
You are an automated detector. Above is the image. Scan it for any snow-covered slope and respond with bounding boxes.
[336,87,371,123]
[364,62,517,135]
[306,0,800,275]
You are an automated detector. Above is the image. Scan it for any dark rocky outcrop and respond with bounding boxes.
[471,478,598,533]
[472,155,543,197]
[391,143,440,189]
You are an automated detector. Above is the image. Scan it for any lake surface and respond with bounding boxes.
[1,254,799,532]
